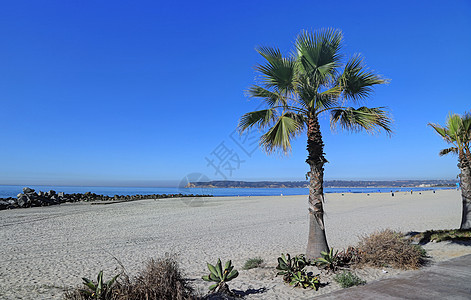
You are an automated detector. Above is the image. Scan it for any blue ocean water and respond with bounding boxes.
[0,185,454,199]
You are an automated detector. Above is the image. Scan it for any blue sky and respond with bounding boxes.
[0,0,470,186]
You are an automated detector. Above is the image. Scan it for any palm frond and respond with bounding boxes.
[338,54,387,104]
[255,47,297,94]
[245,85,287,108]
[315,86,341,111]
[260,113,305,154]
[446,114,463,143]
[238,109,278,133]
[439,147,458,156]
[295,28,343,86]
[430,112,471,154]
[330,106,392,134]
[428,122,447,138]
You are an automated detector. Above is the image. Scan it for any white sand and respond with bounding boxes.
[0,189,469,299]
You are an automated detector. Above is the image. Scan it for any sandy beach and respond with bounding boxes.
[0,189,470,299]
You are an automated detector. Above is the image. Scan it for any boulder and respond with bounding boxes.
[17,194,30,208]
[0,201,10,210]
[23,187,35,194]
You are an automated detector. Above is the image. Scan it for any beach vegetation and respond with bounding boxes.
[411,244,427,257]
[238,28,392,259]
[276,253,320,290]
[413,229,471,243]
[202,259,239,294]
[276,253,309,282]
[81,271,119,300]
[333,271,366,288]
[357,229,425,269]
[429,112,471,230]
[243,257,264,270]
[289,271,320,290]
[64,256,196,300]
[336,246,360,266]
[314,248,340,272]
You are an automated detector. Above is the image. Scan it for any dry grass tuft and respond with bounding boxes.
[117,256,196,300]
[357,229,425,270]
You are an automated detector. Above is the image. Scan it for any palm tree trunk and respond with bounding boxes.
[305,114,329,260]
[458,154,471,229]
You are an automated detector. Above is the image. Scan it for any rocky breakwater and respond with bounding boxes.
[0,187,213,210]
[0,187,71,210]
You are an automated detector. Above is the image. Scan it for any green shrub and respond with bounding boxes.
[412,244,427,257]
[357,229,425,269]
[334,271,366,288]
[243,257,264,270]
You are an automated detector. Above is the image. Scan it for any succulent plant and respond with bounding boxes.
[289,271,320,290]
[276,253,308,282]
[81,270,119,300]
[315,248,340,271]
[202,259,239,293]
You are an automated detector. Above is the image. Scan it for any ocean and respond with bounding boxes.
[0,185,455,199]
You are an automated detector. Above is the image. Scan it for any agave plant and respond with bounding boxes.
[81,270,119,300]
[202,259,239,294]
[289,271,320,290]
[315,248,340,271]
[276,253,308,282]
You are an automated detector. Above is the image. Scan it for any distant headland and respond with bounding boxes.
[185,180,458,189]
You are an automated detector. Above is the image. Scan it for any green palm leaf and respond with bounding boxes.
[429,112,471,157]
[330,106,392,134]
[260,113,305,154]
[255,47,297,94]
[246,85,287,107]
[295,28,343,85]
[339,54,387,103]
[238,109,278,133]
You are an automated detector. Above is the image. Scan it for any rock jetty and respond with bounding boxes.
[0,187,212,210]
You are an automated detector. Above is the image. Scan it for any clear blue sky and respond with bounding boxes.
[1,0,470,187]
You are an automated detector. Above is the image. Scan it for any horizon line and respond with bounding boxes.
[0,178,459,188]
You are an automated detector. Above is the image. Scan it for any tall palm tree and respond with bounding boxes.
[429,112,471,230]
[238,29,392,259]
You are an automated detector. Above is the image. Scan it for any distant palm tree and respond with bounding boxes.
[429,113,471,229]
[238,29,392,258]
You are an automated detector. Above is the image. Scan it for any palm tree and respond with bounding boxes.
[429,112,471,230]
[238,29,392,259]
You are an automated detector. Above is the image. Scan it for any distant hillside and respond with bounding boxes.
[186,180,457,188]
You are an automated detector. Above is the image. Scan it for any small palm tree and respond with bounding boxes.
[238,29,392,259]
[429,112,471,229]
